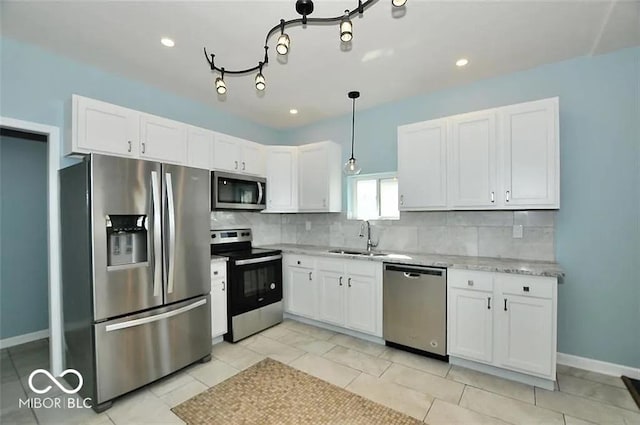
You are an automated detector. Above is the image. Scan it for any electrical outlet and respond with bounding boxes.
[305,221,312,231]
[512,224,524,239]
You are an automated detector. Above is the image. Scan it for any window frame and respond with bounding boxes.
[346,172,399,221]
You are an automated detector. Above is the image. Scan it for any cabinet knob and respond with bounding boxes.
[213,271,218,275]
[297,260,301,265]
[467,280,474,286]
[523,286,530,292]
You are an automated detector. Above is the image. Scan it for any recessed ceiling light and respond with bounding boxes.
[456,58,469,67]
[289,109,298,115]
[161,37,175,48]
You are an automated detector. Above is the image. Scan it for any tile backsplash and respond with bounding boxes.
[211,210,556,261]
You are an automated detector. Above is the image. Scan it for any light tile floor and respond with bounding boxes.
[1,319,639,424]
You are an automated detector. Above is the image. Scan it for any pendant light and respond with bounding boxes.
[344,91,362,175]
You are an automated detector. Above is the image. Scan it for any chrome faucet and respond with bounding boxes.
[359,220,378,252]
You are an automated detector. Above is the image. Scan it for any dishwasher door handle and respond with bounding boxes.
[403,272,422,279]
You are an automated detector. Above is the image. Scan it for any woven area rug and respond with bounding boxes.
[172,358,421,424]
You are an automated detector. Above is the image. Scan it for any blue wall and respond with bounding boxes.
[0,37,283,155]
[283,48,640,368]
[0,135,49,339]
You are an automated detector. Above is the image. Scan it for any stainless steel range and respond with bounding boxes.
[210,229,283,342]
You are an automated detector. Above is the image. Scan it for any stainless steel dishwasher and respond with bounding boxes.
[383,264,447,358]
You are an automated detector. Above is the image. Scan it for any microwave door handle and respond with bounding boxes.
[257,182,263,204]
[151,171,162,297]
[165,172,176,294]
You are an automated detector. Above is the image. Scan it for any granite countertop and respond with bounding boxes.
[258,244,564,278]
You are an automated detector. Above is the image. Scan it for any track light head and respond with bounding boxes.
[215,69,226,95]
[392,0,407,6]
[255,72,266,91]
[340,10,353,42]
[276,33,290,55]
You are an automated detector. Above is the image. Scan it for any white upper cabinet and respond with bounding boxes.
[501,97,559,208]
[398,97,559,211]
[398,119,448,210]
[70,95,139,157]
[186,126,214,170]
[298,141,342,212]
[212,133,244,172]
[139,114,187,164]
[449,110,498,208]
[212,133,265,176]
[265,146,298,213]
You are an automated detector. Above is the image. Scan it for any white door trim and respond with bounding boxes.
[0,116,63,376]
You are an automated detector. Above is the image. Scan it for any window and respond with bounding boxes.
[347,173,399,220]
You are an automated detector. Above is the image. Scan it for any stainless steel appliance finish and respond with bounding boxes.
[211,171,266,211]
[210,228,283,342]
[383,264,447,357]
[230,300,284,342]
[60,154,211,411]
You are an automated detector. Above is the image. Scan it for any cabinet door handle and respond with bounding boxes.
[487,297,491,310]
[222,281,225,291]
[467,280,474,286]
[506,190,510,202]
[504,298,508,311]
[339,276,343,286]
[400,194,404,206]
[297,260,301,265]
[242,161,246,171]
[347,277,352,288]
[127,140,132,152]
[234,160,238,170]
[141,142,146,154]
[308,271,312,281]
[491,191,495,203]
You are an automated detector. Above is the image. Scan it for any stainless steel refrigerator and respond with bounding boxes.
[60,154,211,412]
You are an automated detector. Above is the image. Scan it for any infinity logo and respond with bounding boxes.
[28,369,83,395]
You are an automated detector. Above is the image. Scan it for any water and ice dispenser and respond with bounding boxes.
[106,215,148,268]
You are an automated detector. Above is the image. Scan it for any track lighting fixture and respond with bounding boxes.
[203,0,408,96]
[255,63,266,91]
[215,69,226,95]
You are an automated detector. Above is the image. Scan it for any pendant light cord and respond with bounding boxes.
[350,97,356,160]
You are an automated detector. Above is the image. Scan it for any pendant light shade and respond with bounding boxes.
[340,10,353,42]
[344,91,361,176]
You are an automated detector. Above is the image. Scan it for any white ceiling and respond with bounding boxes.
[1,1,639,128]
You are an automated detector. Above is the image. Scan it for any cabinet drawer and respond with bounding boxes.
[286,255,315,269]
[210,261,227,279]
[448,269,493,292]
[346,260,378,278]
[496,274,555,299]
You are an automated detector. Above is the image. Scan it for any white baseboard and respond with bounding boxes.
[557,352,640,379]
[0,329,49,350]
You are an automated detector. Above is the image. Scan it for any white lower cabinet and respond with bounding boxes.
[284,256,317,319]
[283,255,382,337]
[448,269,557,382]
[210,261,228,338]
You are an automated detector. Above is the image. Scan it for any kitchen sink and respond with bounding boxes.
[328,249,389,257]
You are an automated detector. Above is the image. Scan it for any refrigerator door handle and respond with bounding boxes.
[257,182,263,204]
[151,171,162,297]
[104,298,207,332]
[165,172,176,294]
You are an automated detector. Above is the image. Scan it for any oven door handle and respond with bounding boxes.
[257,182,263,205]
[235,254,282,266]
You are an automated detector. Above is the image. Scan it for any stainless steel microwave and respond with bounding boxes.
[211,171,266,211]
